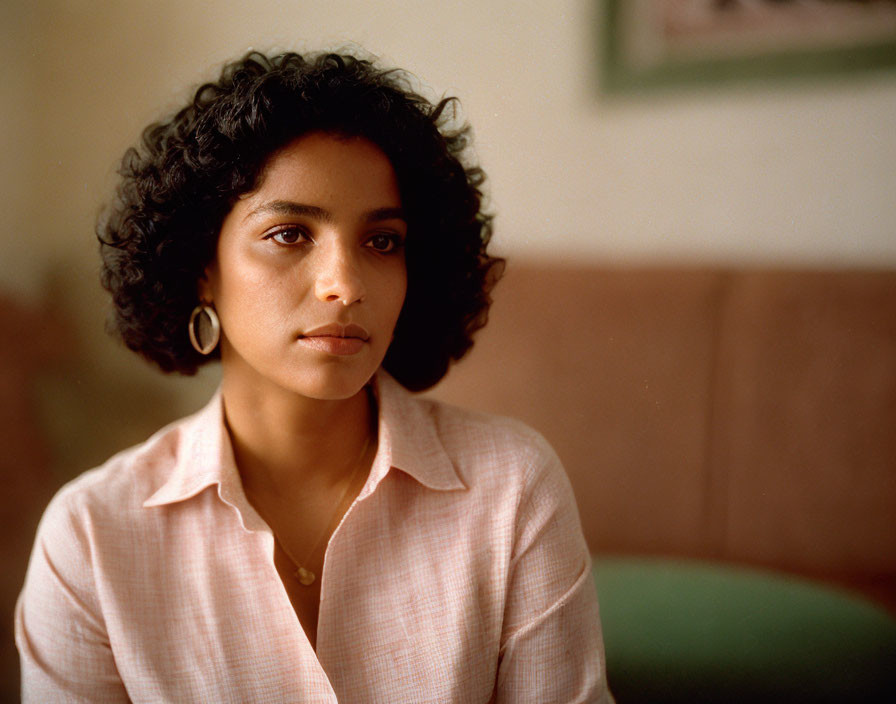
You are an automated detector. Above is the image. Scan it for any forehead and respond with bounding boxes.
[244,132,402,210]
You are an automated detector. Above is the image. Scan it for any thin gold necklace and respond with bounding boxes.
[248,432,372,586]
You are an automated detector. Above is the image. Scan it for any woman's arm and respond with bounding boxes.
[495,445,613,704]
[15,490,130,703]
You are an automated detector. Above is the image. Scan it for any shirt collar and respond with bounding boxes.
[142,371,465,512]
[142,392,268,529]
[363,372,466,496]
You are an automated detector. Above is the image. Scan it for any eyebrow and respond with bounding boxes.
[245,200,405,224]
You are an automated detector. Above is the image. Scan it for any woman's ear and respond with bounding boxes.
[197,269,215,304]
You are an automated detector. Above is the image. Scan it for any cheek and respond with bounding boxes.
[213,264,292,336]
[386,271,408,321]
[215,249,279,301]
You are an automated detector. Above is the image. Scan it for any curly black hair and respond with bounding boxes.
[98,50,503,391]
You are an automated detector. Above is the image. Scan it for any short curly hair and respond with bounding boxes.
[99,50,503,391]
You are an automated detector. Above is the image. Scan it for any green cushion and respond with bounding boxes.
[592,557,896,703]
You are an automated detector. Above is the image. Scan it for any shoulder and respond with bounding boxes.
[424,396,556,464]
[35,408,200,544]
[378,373,551,462]
[411,394,570,499]
[404,395,591,578]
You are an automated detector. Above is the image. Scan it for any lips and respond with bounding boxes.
[297,322,370,356]
[299,322,370,341]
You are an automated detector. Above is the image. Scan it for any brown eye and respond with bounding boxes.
[367,233,403,253]
[265,226,308,245]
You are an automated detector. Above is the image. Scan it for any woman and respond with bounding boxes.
[16,51,611,702]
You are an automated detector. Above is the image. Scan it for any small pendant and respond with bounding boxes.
[296,566,316,586]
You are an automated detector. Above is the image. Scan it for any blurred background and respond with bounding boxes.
[2,0,895,701]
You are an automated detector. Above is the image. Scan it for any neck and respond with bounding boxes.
[221,372,376,500]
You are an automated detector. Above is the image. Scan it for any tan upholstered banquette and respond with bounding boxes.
[429,265,896,611]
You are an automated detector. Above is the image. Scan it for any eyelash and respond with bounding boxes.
[263,226,310,246]
[262,226,405,253]
[366,232,405,254]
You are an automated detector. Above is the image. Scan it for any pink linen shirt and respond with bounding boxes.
[16,373,611,703]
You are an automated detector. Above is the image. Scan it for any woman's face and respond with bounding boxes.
[202,132,408,400]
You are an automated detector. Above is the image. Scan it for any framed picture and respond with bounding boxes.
[601,0,896,93]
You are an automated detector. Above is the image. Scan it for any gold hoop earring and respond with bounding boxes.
[188,304,220,355]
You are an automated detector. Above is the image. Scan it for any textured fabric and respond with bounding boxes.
[16,373,611,703]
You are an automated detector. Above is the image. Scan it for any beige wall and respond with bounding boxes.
[1,2,41,295]
[3,0,896,302]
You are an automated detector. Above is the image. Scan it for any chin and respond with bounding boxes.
[285,367,376,402]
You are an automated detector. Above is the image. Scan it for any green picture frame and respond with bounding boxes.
[600,0,896,93]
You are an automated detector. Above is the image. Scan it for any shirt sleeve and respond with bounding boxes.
[495,440,614,704]
[15,489,130,703]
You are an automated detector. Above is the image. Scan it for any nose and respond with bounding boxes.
[313,241,367,306]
